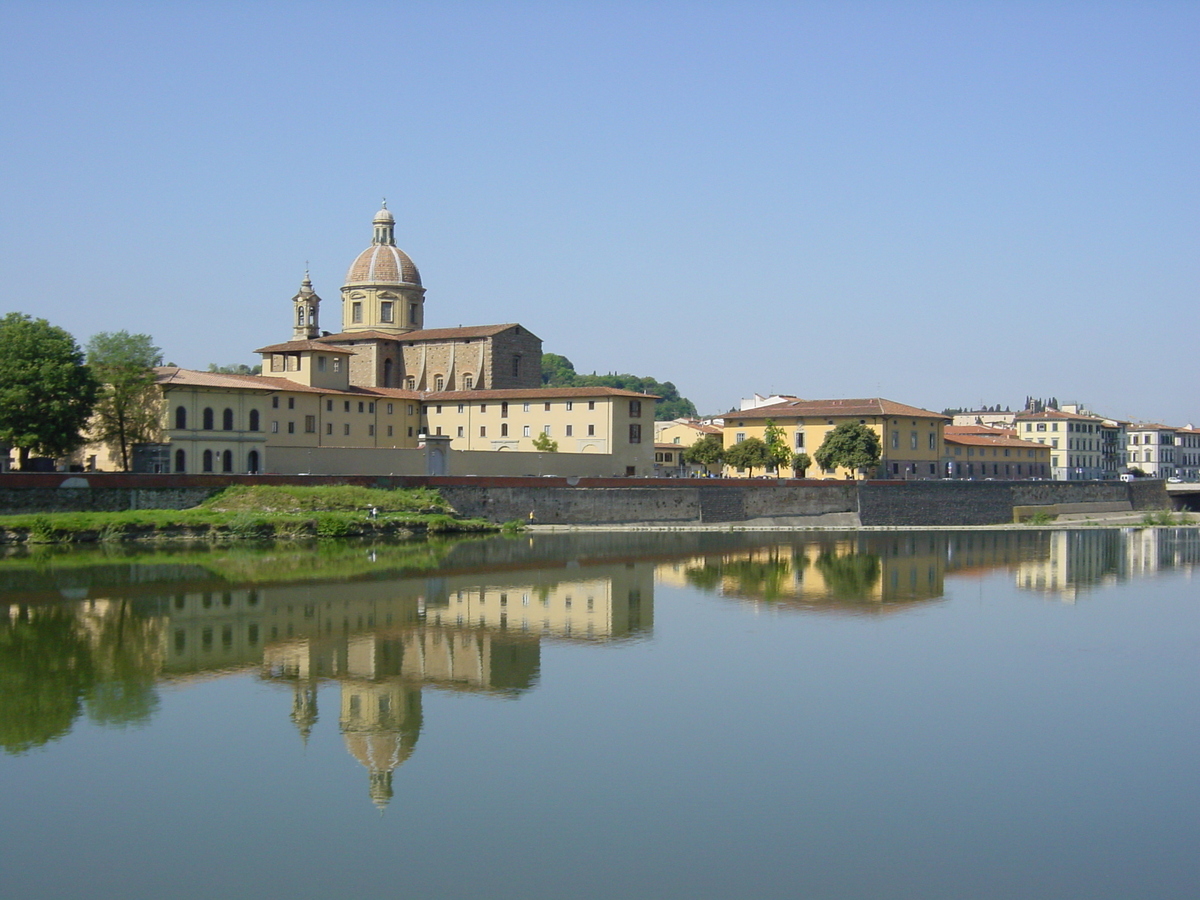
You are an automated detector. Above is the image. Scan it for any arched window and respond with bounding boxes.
[249,410,259,431]
[247,450,259,474]
[174,449,186,472]
[464,374,474,390]
[175,406,187,429]
[405,376,416,390]
[383,358,393,386]
[222,450,233,472]
[202,408,214,430]
[435,375,445,391]
[202,450,214,472]
[223,408,234,431]
[297,307,305,325]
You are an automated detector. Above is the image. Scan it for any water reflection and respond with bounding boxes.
[657,528,1200,610]
[1,538,655,807]
[2,527,1197,807]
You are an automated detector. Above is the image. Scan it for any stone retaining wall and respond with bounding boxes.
[0,473,1173,525]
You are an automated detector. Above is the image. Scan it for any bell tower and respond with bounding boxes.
[292,270,321,340]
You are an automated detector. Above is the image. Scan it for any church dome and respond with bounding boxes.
[345,203,421,286]
[346,244,421,286]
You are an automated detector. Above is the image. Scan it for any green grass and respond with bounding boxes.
[199,484,449,513]
[0,486,493,545]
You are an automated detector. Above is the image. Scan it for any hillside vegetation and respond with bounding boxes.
[541,353,697,421]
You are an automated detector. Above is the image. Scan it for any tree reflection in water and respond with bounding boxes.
[0,600,160,754]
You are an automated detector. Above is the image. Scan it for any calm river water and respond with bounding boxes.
[1,529,1197,899]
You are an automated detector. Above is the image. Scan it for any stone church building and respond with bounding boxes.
[258,204,544,393]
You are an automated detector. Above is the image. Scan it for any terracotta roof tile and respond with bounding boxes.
[729,398,948,421]
[423,386,658,402]
[317,324,538,344]
[944,433,1049,450]
[153,367,421,399]
[254,340,354,354]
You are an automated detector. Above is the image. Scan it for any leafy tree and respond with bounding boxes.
[683,433,724,474]
[0,313,99,468]
[762,419,793,475]
[87,331,163,472]
[531,431,559,452]
[813,422,882,479]
[792,451,812,477]
[208,362,262,375]
[724,436,772,477]
[540,352,697,421]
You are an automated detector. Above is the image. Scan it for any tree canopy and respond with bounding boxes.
[208,363,262,375]
[683,433,724,472]
[0,313,99,467]
[762,420,793,474]
[87,331,163,471]
[792,451,812,477]
[540,353,697,421]
[724,436,772,476]
[531,431,559,452]
[813,422,882,479]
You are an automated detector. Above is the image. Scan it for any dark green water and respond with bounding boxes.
[1,529,1197,899]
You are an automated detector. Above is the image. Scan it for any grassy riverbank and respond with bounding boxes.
[0,485,505,544]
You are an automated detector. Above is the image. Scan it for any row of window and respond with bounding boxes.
[175,407,261,432]
[949,446,1043,458]
[176,396,637,436]
[173,448,261,473]
[426,422,617,440]
[349,300,418,324]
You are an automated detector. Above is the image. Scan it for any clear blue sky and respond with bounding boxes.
[2,1,1196,424]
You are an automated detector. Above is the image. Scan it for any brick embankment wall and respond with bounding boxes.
[0,473,1174,525]
[858,481,1017,527]
[439,485,701,525]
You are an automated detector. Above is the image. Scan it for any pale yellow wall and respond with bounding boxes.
[944,440,1051,478]
[341,285,424,334]
[162,386,268,474]
[263,392,422,451]
[264,350,353,391]
[423,394,655,474]
[721,413,946,479]
[266,446,428,475]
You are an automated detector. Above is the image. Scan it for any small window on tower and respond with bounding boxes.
[352,302,363,323]
[409,303,418,324]
[380,301,394,323]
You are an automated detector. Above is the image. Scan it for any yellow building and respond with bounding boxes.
[421,386,656,467]
[943,427,1051,480]
[102,206,658,475]
[722,398,948,479]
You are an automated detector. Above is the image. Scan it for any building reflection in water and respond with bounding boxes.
[1015,527,1200,601]
[1,553,655,809]
[3,528,1197,805]
[657,528,1198,610]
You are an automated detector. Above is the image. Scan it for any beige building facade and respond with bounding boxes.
[722,398,949,479]
[110,206,657,476]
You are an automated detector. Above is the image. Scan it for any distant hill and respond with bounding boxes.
[541,353,697,421]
